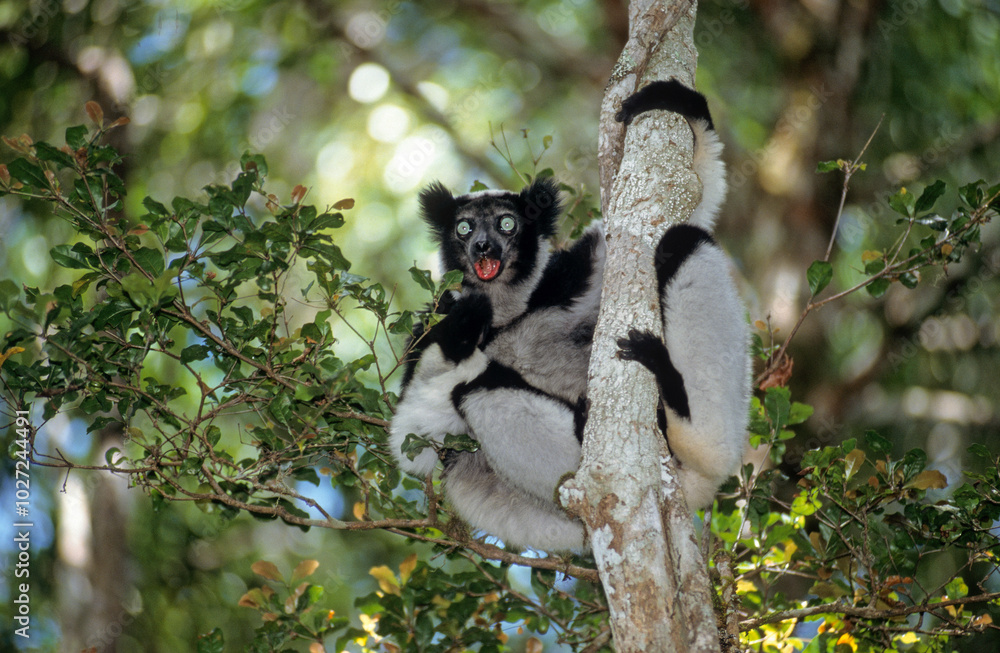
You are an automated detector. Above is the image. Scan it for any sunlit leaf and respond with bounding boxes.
[251,560,283,582]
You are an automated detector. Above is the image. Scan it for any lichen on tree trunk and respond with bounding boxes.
[559,1,723,651]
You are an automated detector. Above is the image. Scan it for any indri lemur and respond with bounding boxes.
[390,178,604,552]
[390,79,750,552]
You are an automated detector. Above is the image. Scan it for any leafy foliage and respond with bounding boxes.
[2,112,999,651]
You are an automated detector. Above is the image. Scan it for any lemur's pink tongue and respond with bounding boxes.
[474,258,501,281]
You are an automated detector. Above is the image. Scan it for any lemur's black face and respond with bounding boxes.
[453,200,522,283]
[419,179,562,290]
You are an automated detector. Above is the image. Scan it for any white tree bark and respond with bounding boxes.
[560,1,722,650]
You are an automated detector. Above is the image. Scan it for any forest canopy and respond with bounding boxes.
[1,1,999,652]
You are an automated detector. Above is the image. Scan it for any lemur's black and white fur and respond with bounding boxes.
[389,178,604,551]
[390,80,749,552]
[614,79,751,510]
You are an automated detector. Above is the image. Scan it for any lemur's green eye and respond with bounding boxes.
[457,221,471,236]
[499,217,516,233]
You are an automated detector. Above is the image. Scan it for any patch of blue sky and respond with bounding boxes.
[241,63,279,97]
[129,10,189,65]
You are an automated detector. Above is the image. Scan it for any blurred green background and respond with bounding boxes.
[1,0,998,650]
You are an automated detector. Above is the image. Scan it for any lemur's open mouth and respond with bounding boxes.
[474,257,501,281]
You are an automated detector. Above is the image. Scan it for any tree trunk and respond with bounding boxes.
[560,1,722,650]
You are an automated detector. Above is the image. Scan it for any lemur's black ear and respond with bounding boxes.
[419,181,458,242]
[519,176,561,238]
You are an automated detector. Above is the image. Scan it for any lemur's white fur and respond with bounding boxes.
[655,236,750,509]
[688,120,727,232]
[388,345,488,477]
[390,81,750,551]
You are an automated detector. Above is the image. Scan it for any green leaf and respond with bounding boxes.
[105,447,121,466]
[142,196,170,217]
[0,279,21,313]
[864,258,886,275]
[914,179,946,213]
[133,246,165,277]
[50,244,93,270]
[443,432,479,453]
[914,213,948,231]
[806,260,833,295]
[899,271,919,289]
[866,277,891,298]
[93,300,135,329]
[230,305,254,326]
[409,267,435,292]
[196,628,225,653]
[311,211,345,231]
[268,393,294,425]
[65,125,89,149]
[888,188,916,218]
[180,344,212,364]
[33,141,76,168]
[764,387,791,432]
[865,430,893,457]
[958,180,985,207]
[815,160,842,173]
[8,158,49,188]
[788,402,814,425]
[967,443,992,460]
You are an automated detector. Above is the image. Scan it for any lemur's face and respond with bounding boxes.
[420,179,561,290]
[452,199,525,284]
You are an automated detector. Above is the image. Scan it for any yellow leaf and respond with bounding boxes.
[809,531,826,556]
[292,559,320,582]
[861,250,882,263]
[973,613,993,627]
[0,347,25,370]
[907,469,948,490]
[333,198,355,210]
[836,632,857,651]
[369,565,401,596]
[251,560,283,582]
[353,501,366,520]
[525,636,543,653]
[898,632,919,644]
[941,243,954,256]
[754,320,768,330]
[399,553,418,584]
[844,449,865,481]
[308,643,325,653]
